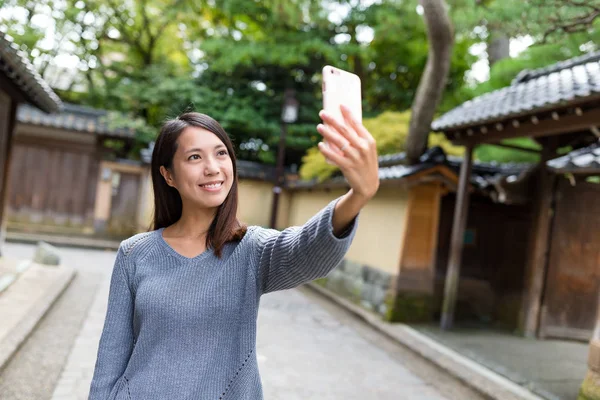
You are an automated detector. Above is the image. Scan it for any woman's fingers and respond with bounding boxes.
[316,123,345,149]
[318,110,361,147]
[317,141,350,168]
[315,105,380,202]
[340,104,374,141]
[316,124,360,161]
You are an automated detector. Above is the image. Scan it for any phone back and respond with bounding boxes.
[322,65,362,123]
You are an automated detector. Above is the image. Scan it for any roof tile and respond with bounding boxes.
[432,51,600,131]
[547,142,600,172]
[0,31,61,113]
[17,102,136,138]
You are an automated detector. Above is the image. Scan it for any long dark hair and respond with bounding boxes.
[150,112,247,258]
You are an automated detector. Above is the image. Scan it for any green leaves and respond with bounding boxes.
[299,110,464,181]
[7,0,571,167]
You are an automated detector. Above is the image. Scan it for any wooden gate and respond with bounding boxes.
[107,171,141,236]
[539,179,600,340]
[6,143,98,233]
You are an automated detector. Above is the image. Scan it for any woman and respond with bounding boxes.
[88,104,379,400]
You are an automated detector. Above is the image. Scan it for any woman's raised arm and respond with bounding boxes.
[253,104,379,295]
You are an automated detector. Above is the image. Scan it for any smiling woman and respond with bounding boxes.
[151,113,245,258]
[88,108,378,400]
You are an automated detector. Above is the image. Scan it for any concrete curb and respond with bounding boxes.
[305,282,545,400]
[0,265,76,372]
[6,231,121,251]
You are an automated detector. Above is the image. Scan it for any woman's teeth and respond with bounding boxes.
[201,182,223,188]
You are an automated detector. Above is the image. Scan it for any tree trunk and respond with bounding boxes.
[579,296,600,400]
[488,31,510,68]
[406,0,454,164]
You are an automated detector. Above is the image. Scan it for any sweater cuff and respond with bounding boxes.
[326,196,359,240]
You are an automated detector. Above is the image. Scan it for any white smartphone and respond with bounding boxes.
[321,65,362,164]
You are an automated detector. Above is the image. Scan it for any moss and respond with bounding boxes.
[385,292,435,323]
[579,371,600,400]
[347,286,362,304]
[494,294,522,330]
[314,278,328,287]
[315,277,366,307]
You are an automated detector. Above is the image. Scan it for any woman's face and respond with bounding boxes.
[161,126,234,211]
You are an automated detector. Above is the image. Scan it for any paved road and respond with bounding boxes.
[0,242,484,400]
[0,243,115,400]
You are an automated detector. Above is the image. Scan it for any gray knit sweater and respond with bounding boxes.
[88,197,358,400]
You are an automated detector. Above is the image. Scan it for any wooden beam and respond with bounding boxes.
[489,143,540,154]
[452,108,600,145]
[589,293,600,372]
[520,138,558,337]
[0,98,17,249]
[395,183,442,294]
[0,72,28,104]
[440,144,474,330]
[550,167,600,175]
[578,293,600,398]
[404,165,459,186]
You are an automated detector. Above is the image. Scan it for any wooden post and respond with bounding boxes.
[93,162,113,234]
[386,183,444,323]
[0,98,17,256]
[579,295,600,400]
[520,138,557,337]
[270,122,287,229]
[440,144,474,330]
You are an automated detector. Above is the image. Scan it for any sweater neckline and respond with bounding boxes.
[156,227,213,263]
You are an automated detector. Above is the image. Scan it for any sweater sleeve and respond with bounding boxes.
[252,196,358,294]
[88,245,135,400]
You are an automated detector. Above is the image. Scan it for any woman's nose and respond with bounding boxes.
[204,157,220,175]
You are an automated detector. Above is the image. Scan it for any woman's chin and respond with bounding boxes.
[196,196,226,210]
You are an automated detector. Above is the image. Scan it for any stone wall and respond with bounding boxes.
[315,259,394,317]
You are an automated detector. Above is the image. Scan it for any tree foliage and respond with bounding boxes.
[1,0,598,168]
[451,0,600,43]
[0,0,473,166]
[299,110,463,181]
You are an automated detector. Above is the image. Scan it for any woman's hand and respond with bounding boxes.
[317,104,380,204]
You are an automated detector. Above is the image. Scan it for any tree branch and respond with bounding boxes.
[537,0,600,43]
[405,0,454,164]
[105,0,144,55]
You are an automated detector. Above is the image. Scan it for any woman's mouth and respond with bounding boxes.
[199,181,224,192]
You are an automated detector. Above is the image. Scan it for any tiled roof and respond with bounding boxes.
[288,153,432,189]
[432,51,600,131]
[140,143,153,164]
[17,103,136,138]
[378,152,407,167]
[0,30,61,113]
[446,155,529,177]
[288,147,532,189]
[513,52,600,84]
[547,142,600,173]
[236,160,277,181]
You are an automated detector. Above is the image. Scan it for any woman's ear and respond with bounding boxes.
[159,165,176,188]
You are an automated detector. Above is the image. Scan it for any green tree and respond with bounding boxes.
[0,0,473,165]
[299,110,463,181]
[405,0,455,164]
[192,0,473,165]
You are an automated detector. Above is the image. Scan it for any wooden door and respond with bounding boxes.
[107,171,141,236]
[6,143,98,232]
[539,179,600,341]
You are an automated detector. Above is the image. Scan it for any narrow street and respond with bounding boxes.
[0,243,485,400]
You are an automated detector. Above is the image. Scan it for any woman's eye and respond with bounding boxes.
[218,150,228,156]
[188,154,200,160]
